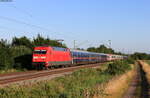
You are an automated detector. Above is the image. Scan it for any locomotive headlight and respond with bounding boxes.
[41,56,46,59]
[33,56,38,59]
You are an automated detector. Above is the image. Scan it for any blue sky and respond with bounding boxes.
[0,0,150,53]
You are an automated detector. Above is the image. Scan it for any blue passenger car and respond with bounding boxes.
[70,49,107,64]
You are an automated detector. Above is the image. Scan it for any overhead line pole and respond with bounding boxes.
[108,40,111,48]
[74,40,76,49]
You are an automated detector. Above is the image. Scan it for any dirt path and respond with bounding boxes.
[123,62,150,98]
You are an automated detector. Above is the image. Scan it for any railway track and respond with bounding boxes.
[0,63,102,86]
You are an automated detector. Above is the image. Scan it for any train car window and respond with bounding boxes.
[72,52,77,57]
[83,53,85,57]
[86,53,88,57]
[78,52,81,57]
[34,50,47,54]
[81,53,83,57]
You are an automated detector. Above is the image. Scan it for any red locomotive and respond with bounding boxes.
[32,46,72,69]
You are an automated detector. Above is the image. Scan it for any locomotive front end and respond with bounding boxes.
[32,47,49,69]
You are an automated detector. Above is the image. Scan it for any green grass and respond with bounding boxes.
[0,69,25,74]
[0,61,132,98]
[145,60,150,65]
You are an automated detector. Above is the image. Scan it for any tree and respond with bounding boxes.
[10,46,33,69]
[32,34,66,48]
[12,36,33,49]
[0,39,13,69]
[87,47,97,52]
[87,45,115,54]
[131,52,150,60]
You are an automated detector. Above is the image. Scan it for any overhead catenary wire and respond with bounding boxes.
[0,16,52,32]
[75,40,89,48]
[0,25,22,32]
[11,5,33,18]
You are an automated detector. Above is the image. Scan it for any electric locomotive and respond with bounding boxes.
[32,46,72,69]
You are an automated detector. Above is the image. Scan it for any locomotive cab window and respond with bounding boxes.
[34,50,47,54]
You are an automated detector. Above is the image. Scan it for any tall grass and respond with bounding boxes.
[0,61,132,98]
[0,68,111,98]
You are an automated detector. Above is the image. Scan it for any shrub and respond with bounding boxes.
[10,46,33,70]
[106,60,131,75]
[0,40,13,70]
[125,57,135,64]
[0,47,14,70]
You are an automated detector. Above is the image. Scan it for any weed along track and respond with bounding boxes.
[124,61,150,98]
[0,63,102,86]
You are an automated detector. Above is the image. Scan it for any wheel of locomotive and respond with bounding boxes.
[44,66,49,70]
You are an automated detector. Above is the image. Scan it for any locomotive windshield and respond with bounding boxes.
[34,50,47,54]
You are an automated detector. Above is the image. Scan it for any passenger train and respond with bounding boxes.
[32,46,126,69]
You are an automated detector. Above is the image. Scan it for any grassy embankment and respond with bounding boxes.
[0,60,133,98]
[97,64,135,98]
[95,59,135,98]
[145,60,150,65]
[140,60,150,83]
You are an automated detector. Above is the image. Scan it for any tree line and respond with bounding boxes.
[87,45,123,55]
[130,52,150,60]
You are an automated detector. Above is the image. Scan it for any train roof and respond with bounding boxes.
[70,49,107,55]
[34,46,108,56]
[70,49,89,53]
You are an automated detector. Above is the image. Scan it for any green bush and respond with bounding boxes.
[0,40,14,70]
[125,58,135,64]
[0,47,14,70]
[106,60,131,75]
[10,46,33,70]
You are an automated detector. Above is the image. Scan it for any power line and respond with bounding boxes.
[0,16,52,32]
[75,40,89,48]
[11,5,33,18]
[0,16,78,39]
[0,25,22,32]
